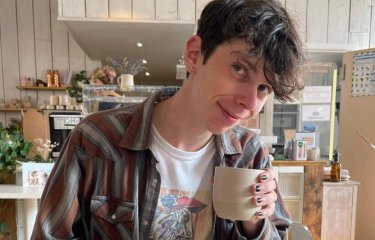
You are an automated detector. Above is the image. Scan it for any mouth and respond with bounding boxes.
[218,103,241,124]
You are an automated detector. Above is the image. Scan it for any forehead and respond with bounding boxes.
[215,39,264,66]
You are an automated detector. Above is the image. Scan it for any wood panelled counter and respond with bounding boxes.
[272,160,328,240]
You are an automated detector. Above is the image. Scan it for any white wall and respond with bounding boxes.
[0,0,100,125]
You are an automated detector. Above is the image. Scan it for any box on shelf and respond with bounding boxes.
[295,132,320,150]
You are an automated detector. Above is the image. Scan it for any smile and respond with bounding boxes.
[218,103,240,124]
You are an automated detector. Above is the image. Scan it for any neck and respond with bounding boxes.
[152,87,213,152]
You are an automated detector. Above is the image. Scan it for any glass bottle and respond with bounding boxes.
[53,70,60,87]
[330,151,342,182]
[46,69,53,87]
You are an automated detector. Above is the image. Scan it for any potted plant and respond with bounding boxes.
[0,119,33,176]
[66,70,89,103]
[0,119,34,238]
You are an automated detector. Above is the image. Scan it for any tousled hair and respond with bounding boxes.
[197,0,305,102]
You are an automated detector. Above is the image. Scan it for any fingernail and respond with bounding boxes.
[255,185,262,192]
[261,174,268,181]
[257,210,263,217]
[256,197,263,204]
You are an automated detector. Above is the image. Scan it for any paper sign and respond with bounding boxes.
[302,105,331,121]
[303,86,332,103]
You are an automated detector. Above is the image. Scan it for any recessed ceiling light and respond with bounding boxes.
[145,72,150,76]
[136,42,143,47]
[142,59,148,64]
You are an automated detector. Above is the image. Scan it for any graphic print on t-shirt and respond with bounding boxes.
[150,188,212,240]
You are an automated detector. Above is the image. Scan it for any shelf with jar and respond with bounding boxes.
[16,85,68,91]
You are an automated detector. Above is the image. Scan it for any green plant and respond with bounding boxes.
[66,70,89,102]
[0,119,33,175]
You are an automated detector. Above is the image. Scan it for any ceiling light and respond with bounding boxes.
[145,72,150,76]
[136,42,143,47]
[142,59,148,64]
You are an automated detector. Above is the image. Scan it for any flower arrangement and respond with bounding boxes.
[34,138,59,162]
[105,57,147,76]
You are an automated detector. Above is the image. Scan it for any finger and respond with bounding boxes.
[251,191,278,207]
[256,202,276,219]
[257,168,275,183]
[251,180,277,195]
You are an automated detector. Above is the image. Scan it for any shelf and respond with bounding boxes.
[16,85,67,91]
[0,108,26,112]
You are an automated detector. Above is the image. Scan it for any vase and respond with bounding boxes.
[118,74,134,90]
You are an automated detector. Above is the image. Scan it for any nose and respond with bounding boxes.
[237,86,258,111]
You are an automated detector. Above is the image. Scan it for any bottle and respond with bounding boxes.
[330,151,342,182]
[46,70,53,87]
[53,70,60,87]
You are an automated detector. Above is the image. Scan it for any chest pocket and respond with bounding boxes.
[90,195,135,238]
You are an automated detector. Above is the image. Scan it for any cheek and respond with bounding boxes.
[252,98,268,115]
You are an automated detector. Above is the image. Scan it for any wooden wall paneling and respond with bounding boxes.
[51,0,70,88]
[133,0,155,19]
[61,0,85,17]
[156,0,177,20]
[86,0,109,18]
[109,0,132,18]
[85,55,101,77]
[306,0,328,44]
[285,0,307,43]
[349,0,371,49]
[33,0,53,104]
[350,0,371,33]
[17,0,38,108]
[371,3,375,48]
[0,20,6,124]
[196,0,211,20]
[0,0,22,125]
[327,0,350,45]
[57,0,63,16]
[178,0,195,21]
[349,32,370,50]
[68,35,86,79]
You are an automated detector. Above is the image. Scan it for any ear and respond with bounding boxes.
[184,35,202,74]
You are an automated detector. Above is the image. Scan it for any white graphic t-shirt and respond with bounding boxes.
[149,125,215,240]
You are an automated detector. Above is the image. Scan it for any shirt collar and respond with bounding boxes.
[120,86,244,157]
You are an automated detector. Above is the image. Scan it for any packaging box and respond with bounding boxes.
[293,140,307,160]
[295,132,320,150]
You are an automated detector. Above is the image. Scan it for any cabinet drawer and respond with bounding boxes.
[278,173,304,197]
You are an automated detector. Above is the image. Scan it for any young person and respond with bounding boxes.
[32,0,304,239]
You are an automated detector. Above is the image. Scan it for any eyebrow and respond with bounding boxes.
[230,51,259,70]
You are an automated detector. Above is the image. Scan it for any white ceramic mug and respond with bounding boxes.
[213,166,263,221]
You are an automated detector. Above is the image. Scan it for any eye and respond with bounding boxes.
[232,63,248,78]
[258,84,273,95]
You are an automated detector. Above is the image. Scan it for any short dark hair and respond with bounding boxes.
[197,0,305,102]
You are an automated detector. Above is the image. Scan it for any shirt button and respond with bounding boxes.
[111,214,116,220]
[152,178,157,186]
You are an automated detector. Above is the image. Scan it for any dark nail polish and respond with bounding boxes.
[261,174,268,181]
[255,185,262,192]
[257,211,263,217]
[256,197,262,204]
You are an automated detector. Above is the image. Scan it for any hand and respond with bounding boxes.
[250,168,277,219]
[240,168,277,237]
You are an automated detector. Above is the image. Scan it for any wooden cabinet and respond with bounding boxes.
[274,161,360,240]
[321,181,359,240]
[273,160,327,240]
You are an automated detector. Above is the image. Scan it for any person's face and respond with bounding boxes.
[187,38,272,134]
